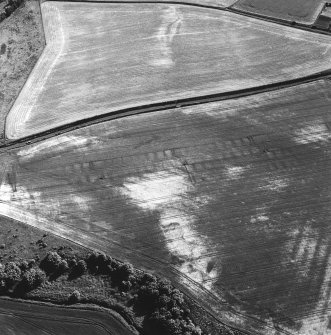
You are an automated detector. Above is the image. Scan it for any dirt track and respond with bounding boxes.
[5,1,331,139]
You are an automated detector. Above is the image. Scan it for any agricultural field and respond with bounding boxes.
[6,1,331,139]
[0,299,136,335]
[233,0,326,25]
[2,78,331,334]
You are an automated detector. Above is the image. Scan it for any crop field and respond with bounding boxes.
[1,299,136,335]
[1,78,331,334]
[234,0,326,25]
[6,1,331,139]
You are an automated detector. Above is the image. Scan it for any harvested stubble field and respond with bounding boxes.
[0,298,135,335]
[2,79,331,334]
[233,0,326,25]
[6,1,331,139]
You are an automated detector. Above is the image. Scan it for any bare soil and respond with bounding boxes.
[0,0,44,142]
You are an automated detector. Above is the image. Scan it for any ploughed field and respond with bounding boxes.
[234,0,326,25]
[0,299,135,335]
[6,1,331,139]
[2,79,331,334]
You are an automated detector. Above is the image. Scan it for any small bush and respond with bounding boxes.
[171,289,184,307]
[158,294,171,308]
[136,282,160,310]
[140,273,157,284]
[21,268,46,291]
[40,252,62,274]
[19,261,29,271]
[58,259,69,274]
[119,280,132,292]
[158,279,173,296]
[112,262,134,284]
[4,262,21,287]
[0,267,7,292]
[86,251,103,272]
[68,290,81,304]
[74,260,87,276]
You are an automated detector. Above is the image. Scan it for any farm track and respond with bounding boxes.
[2,75,331,150]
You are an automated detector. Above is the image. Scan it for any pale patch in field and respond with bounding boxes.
[250,206,269,224]
[0,174,93,229]
[250,214,269,224]
[150,6,182,68]
[17,135,100,159]
[121,171,217,289]
[260,178,288,192]
[121,172,189,210]
[71,194,90,211]
[225,165,245,180]
[294,121,330,145]
[302,253,331,335]
[287,225,320,274]
[180,101,239,120]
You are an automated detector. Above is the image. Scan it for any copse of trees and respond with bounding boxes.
[81,251,203,334]
[136,276,201,335]
[0,248,204,335]
[0,261,46,294]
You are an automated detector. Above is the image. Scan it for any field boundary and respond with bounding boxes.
[40,0,331,36]
[2,73,331,150]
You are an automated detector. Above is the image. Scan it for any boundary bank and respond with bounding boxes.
[2,73,331,150]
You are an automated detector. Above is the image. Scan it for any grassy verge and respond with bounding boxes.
[0,0,44,141]
[0,216,242,335]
